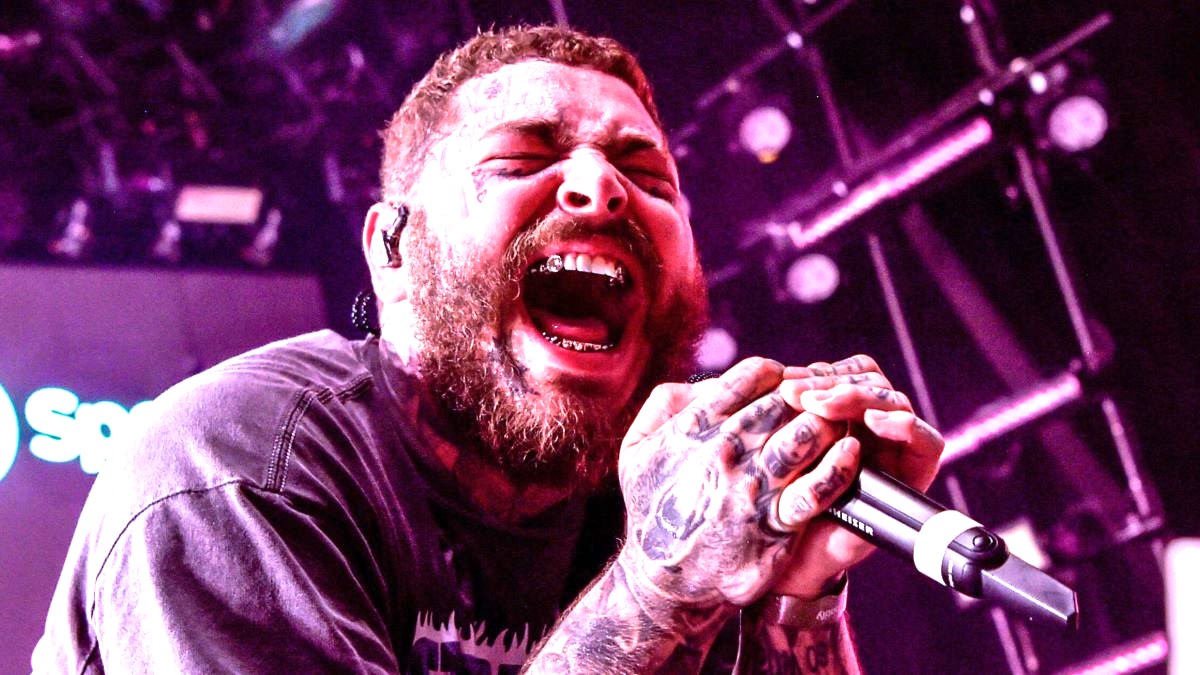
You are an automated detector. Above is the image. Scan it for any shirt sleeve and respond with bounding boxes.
[88,479,399,674]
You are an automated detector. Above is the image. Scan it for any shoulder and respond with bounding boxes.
[96,330,388,523]
[38,331,423,670]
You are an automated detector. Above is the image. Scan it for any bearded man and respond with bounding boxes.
[34,25,942,673]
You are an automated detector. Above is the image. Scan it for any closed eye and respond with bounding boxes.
[623,168,677,200]
[487,155,555,177]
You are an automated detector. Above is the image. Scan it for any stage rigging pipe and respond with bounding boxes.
[941,368,1085,465]
[807,35,1031,672]
[745,12,1112,256]
[692,0,854,113]
[1012,140,1164,560]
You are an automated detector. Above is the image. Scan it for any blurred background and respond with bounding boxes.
[1,0,1197,672]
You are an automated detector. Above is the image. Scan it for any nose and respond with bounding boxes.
[556,150,628,218]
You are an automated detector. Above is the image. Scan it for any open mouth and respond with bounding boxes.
[522,252,637,354]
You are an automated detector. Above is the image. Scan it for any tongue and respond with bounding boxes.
[529,308,610,345]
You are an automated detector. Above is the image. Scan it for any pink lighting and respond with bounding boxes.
[786,117,994,251]
[1056,632,1168,675]
[739,105,793,163]
[942,371,1082,465]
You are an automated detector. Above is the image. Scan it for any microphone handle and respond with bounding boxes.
[826,467,1079,628]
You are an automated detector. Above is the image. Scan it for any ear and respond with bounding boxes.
[362,202,409,303]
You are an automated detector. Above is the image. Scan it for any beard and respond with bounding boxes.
[404,208,708,492]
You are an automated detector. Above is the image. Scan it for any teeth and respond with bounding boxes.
[541,331,615,352]
[531,252,628,287]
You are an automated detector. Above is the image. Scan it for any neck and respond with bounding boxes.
[447,444,577,524]
[376,333,576,525]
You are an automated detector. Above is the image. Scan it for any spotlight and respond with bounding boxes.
[1046,94,1108,153]
[785,253,840,304]
[49,198,93,260]
[150,219,183,263]
[697,326,739,372]
[738,105,792,163]
[174,185,263,225]
[1023,58,1110,155]
[242,208,283,267]
[262,0,342,55]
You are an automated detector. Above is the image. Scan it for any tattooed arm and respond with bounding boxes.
[737,611,859,675]
[735,354,943,674]
[526,357,862,672]
[526,355,942,673]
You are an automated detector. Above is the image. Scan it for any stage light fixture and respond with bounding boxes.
[785,253,840,304]
[1046,94,1108,153]
[242,208,284,267]
[263,0,342,55]
[48,198,93,260]
[150,218,183,264]
[697,325,739,372]
[174,185,264,225]
[738,105,792,163]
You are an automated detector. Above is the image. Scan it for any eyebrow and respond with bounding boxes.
[482,117,666,158]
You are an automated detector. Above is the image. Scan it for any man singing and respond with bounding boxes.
[35,25,942,673]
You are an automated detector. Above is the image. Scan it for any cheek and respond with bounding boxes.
[432,175,557,261]
[471,173,559,238]
[642,204,700,292]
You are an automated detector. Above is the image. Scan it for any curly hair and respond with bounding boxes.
[378,25,662,205]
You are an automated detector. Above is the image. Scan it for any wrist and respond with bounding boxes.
[772,569,848,601]
[749,574,848,630]
[613,545,738,632]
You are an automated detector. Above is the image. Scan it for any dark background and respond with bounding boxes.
[1,1,1196,672]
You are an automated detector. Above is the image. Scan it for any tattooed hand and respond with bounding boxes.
[615,357,860,616]
[768,354,945,599]
[525,355,940,673]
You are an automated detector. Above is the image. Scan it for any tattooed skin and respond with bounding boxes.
[524,352,941,672]
[525,357,856,672]
[738,614,858,675]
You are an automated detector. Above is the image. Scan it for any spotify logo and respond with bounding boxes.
[0,381,151,483]
[0,383,17,483]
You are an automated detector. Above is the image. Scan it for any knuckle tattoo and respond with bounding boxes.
[741,395,786,433]
[716,430,751,465]
[811,466,850,503]
[683,409,715,439]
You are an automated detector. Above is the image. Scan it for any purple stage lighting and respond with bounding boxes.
[785,253,840,303]
[786,117,994,252]
[739,105,793,163]
[942,370,1083,465]
[1057,632,1168,675]
[1047,95,1109,153]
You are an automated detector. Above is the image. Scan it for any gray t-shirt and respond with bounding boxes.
[33,331,592,673]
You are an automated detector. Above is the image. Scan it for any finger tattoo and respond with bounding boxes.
[762,421,819,478]
[740,394,788,434]
[684,409,716,439]
[811,465,851,504]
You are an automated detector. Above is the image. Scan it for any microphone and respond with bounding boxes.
[827,467,1079,629]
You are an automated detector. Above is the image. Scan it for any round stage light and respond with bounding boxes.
[738,105,792,164]
[697,326,739,371]
[786,253,840,304]
[1046,94,1108,153]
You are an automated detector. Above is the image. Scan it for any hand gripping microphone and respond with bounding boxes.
[828,467,1080,629]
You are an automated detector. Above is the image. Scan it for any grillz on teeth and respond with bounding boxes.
[531,253,627,287]
[540,332,615,352]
